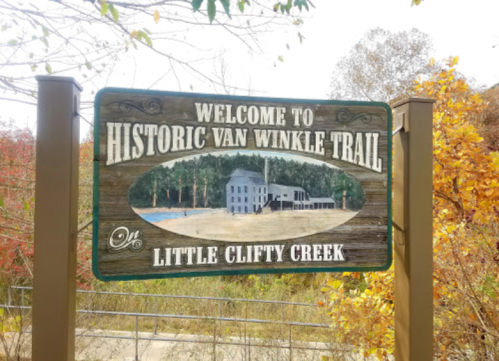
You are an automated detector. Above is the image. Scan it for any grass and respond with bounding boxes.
[75,274,333,342]
[1,274,340,360]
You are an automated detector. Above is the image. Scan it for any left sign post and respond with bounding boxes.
[33,76,81,361]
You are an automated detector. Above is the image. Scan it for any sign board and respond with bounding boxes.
[93,89,392,280]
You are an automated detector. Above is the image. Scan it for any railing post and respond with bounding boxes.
[135,315,139,361]
[21,288,25,319]
[33,76,81,361]
[153,296,158,335]
[213,318,217,361]
[280,303,284,339]
[7,287,11,307]
[218,299,222,330]
[248,333,251,361]
[393,98,434,361]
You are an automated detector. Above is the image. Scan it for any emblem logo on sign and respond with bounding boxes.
[108,226,144,253]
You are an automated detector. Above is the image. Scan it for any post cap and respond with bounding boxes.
[36,75,83,91]
[392,97,434,108]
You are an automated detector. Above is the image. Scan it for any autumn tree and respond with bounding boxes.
[480,86,499,151]
[0,121,35,283]
[0,123,94,288]
[322,58,499,360]
[329,27,435,103]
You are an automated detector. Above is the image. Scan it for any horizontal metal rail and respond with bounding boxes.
[4,323,336,354]
[79,309,330,328]
[10,285,318,307]
[79,333,337,352]
[0,304,329,328]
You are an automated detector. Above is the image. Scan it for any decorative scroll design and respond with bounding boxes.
[117,98,163,116]
[108,226,144,253]
[334,108,379,124]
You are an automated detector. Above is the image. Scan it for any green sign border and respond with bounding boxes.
[93,87,393,281]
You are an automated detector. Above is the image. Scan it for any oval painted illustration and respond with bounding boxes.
[128,150,366,242]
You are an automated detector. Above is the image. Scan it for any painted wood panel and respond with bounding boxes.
[93,89,392,280]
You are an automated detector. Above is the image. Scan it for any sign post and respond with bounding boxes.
[393,98,434,361]
[33,76,81,361]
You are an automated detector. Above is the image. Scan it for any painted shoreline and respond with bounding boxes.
[132,207,214,215]
[150,209,358,242]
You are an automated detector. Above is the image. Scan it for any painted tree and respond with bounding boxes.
[162,167,172,203]
[199,167,215,207]
[171,164,187,205]
[128,154,365,209]
[149,166,165,207]
[322,58,499,360]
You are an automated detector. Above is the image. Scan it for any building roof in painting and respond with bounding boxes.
[229,169,266,185]
[269,184,306,193]
[309,197,335,203]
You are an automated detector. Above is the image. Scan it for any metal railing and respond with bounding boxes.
[3,286,336,361]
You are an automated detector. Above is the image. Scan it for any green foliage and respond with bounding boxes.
[100,2,109,16]
[136,30,152,47]
[274,0,314,14]
[192,0,204,11]
[98,1,118,23]
[41,25,50,37]
[237,0,246,12]
[108,4,119,23]
[191,0,312,21]
[207,0,217,22]
[219,0,231,19]
[129,153,365,210]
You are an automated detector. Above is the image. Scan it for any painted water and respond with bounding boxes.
[138,209,217,223]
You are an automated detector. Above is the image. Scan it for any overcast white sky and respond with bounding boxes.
[2,0,498,136]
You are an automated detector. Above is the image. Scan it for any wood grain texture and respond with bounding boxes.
[94,90,391,279]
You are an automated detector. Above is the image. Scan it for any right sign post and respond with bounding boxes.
[393,98,434,361]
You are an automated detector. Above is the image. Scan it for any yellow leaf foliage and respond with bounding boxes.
[324,58,499,360]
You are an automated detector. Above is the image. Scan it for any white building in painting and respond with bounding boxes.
[226,169,268,214]
[226,168,335,213]
[268,184,335,211]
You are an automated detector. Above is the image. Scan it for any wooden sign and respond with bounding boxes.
[93,89,392,280]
